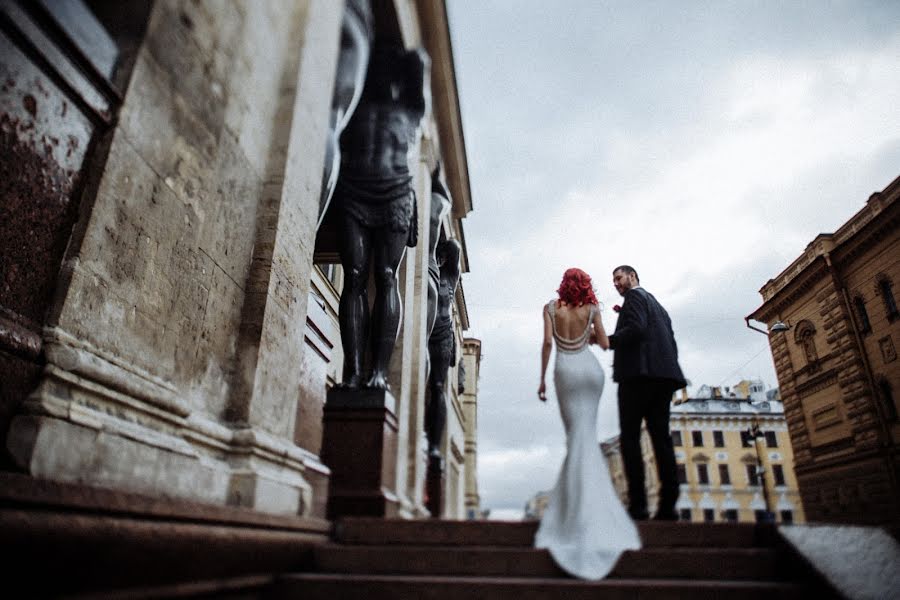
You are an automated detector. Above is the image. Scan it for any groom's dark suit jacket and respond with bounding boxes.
[609,287,687,391]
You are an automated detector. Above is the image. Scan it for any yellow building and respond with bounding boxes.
[523,489,550,520]
[601,428,659,513]
[670,383,805,524]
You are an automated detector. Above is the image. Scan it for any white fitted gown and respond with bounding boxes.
[534,300,642,579]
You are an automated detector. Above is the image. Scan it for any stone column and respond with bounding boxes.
[222,0,342,515]
[6,0,343,517]
[387,245,416,516]
[407,138,439,517]
[462,338,481,518]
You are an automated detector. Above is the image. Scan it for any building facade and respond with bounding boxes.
[1,0,479,521]
[523,489,549,521]
[670,385,805,524]
[748,176,900,528]
[601,426,659,513]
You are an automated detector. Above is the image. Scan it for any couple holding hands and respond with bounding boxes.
[535,265,687,579]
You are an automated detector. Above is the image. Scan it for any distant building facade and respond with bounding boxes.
[524,489,550,521]
[748,176,900,528]
[670,384,805,524]
[601,427,659,513]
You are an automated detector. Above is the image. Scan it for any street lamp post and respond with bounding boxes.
[747,419,775,523]
[743,316,787,523]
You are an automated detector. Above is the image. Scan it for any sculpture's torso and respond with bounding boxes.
[341,107,415,178]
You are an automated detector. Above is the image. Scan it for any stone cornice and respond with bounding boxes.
[749,256,829,322]
[749,175,899,322]
[831,199,900,267]
[415,0,472,218]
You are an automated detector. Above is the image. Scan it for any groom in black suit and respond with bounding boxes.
[608,266,687,521]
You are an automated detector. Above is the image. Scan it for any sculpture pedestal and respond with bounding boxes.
[321,387,399,519]
[425,454,444,518]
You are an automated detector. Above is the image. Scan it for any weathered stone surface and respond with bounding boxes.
[6,0,344,517]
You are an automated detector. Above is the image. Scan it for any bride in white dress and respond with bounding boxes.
[535,268,642,579]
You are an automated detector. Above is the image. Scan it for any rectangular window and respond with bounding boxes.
[723,509,738,522]
[692,431,703,447]
[679,508,692,522]
[880,279,899,319]
[741,430,753,448]
[764,431,777,448]
[754,509,770,523]
[854,296,872,334]
[671,430,682,447]
[697,463,709,485]
[713,431,724,447]
[780,510,794,525]
[879,380,898,422]
[718,464,731,485]
[746,465,759,486]
[703,508,715,522]
[676,463,687,484]
[773,464,785,486]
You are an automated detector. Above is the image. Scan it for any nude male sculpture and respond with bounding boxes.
[333,41,430,390]
[426,163,452,339]
[426,238,461,457]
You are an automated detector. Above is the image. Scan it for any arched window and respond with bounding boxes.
[853,295,871,334]
[794,320,818,365]
[877,276,898,321]
[877,379,898,422]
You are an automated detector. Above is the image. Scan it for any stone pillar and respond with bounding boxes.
[462,338,481,518]
[387,253,417,517]
[222,0,342,515]
[407,141,439,517]
[6,0,343,517]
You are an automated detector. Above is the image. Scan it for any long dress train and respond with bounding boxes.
[534,300,642,579]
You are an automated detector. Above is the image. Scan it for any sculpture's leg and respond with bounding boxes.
[424,337,448,517]
[338,216,372,388]
[425,342,450,457]
[425,278,438,339]
[367,229,408,389]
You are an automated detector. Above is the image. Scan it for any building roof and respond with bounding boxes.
[747,174,899,321]
[672,397,785,416]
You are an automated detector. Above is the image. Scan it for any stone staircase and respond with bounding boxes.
[1,471,842,598]
[266,517,841,599]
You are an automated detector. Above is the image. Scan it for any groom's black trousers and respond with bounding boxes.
[617,378,680,516]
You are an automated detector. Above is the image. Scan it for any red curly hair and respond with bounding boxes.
[557,268,598,307]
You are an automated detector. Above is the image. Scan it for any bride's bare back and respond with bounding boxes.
[549,302,609,350]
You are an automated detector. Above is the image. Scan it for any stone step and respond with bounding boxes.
[270,574,807,600]
[334,518,777,548]
[313,545,780,580]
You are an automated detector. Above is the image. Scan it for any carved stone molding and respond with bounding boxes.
[7,331,324,517]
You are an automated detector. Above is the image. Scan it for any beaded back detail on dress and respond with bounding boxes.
[547,301,594,353]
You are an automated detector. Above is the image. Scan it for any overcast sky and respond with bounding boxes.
[445,1,900,519]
